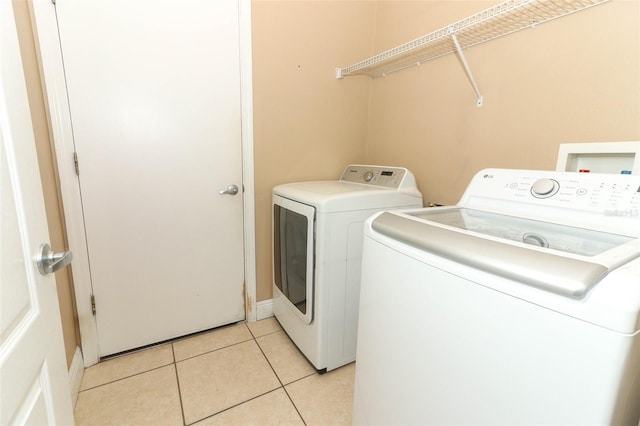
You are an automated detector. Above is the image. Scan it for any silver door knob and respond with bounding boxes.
[36,243,73,275]
[219,184,239,195]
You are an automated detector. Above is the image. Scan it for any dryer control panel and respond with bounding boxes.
[340,165,415,189]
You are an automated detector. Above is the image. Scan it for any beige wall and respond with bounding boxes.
[252,0,640,301]
[14,0,640,367]
[13,0,80,369]
[252,1,375,300]
[364,0,640,205]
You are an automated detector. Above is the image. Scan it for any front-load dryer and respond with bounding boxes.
[272,164,422,372]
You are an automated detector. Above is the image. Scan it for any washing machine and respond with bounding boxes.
[353,168,640,425]
[272,164,422,372]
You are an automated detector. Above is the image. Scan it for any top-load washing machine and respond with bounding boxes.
[272,164,422,372]
[353,168,640,425]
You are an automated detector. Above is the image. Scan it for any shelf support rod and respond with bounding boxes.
[451,31,483,107]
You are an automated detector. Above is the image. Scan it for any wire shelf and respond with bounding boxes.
[337,0,610,79]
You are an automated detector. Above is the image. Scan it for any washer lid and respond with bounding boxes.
[273,181,422,212]
[414,208,634,257]
[371,208,640,299]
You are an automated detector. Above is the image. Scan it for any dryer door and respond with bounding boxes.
[273,195,315,324]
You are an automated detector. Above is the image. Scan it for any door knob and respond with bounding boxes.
[36,244,73,275]
[219,184,239,195]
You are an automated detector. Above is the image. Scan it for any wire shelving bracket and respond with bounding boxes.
[335,0,610,107]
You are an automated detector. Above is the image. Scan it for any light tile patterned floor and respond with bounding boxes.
[74,318,355,426]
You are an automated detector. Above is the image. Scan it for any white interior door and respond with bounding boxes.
[55,0,246,356]
[0,2,74,424]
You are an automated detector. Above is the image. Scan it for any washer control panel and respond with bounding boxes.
[340,165,413,189]
[461,169,640,224]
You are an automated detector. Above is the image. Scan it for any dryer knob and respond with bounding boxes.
[531,178,559,198]
[363,171,374,182]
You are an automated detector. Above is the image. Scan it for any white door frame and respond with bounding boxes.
[28,0,257,367]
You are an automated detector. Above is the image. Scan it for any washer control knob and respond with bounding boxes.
[363,171,374,182]
[531,178,559,198]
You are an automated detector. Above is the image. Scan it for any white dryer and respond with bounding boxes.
[272,165,422,372]
[354,168,640,425]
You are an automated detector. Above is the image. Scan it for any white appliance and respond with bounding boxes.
[272,164,422,372]
[353,168,640,425]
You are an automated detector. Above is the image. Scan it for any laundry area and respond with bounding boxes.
[3,0,640,424]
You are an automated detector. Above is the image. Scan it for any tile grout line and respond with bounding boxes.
[187,387,286,426]
[83,324,250,393]
[177,323,290,425]
[172,323,252,362]
[281,383,308,426]
[282,370,317,386]
[253,331,308,425]
[174,336,255,364]
[253,333,286,389]
[171,343,188,426]
[184,327,300,426]
[78,361,176,392]
[84,323,267,393]
[172,321,282,364]
[247,326,283,340]
[78,320,307,425]
[170,326,258,426]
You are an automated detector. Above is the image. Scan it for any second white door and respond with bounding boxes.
[55,0,246,356]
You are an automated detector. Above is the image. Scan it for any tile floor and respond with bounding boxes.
[74,317,355,425]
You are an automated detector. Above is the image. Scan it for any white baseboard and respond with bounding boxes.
[68,346,84,408]
[256,299,273,321]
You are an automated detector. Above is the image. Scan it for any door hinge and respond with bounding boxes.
[90,295,96,315]
[73,152,79,175]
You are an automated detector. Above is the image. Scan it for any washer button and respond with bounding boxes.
[363,171,374,182]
